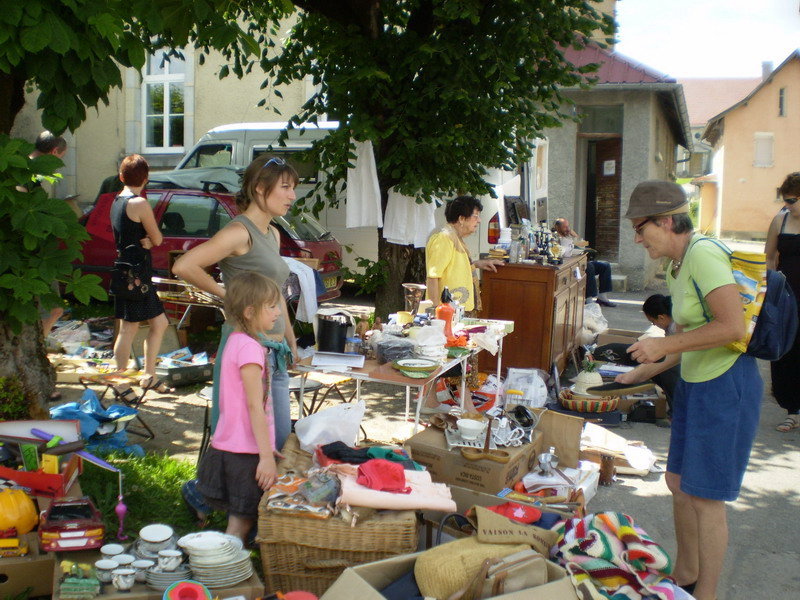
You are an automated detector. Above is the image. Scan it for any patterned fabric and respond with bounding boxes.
[551,512,675,600]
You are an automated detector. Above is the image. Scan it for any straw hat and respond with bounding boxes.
[414,537,529,598]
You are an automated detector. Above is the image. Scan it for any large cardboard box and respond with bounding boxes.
[0,533,56,598]
[320,552,579,600]
[404,428,542,494]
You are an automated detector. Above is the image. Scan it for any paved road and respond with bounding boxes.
[333,281,798,600]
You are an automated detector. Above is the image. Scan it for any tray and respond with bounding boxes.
[444,427,498,451]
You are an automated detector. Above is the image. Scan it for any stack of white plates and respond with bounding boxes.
[144,565,192,591]
[178,532,251,588]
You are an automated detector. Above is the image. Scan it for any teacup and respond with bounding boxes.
[131,559,154,583]
[94,559,118,583]
[100,543,125,560]
[157,549,183,572]
[111,568,136,592]
[112,553,135,567]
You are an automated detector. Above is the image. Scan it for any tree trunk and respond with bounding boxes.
[0,322,54,419]
[0,72,27,135]
[374,236,427,320]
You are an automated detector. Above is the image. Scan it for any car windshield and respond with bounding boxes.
[48,504,95,521]
[276,213,332,241]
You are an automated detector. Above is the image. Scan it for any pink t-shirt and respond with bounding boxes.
[211,331,275,454]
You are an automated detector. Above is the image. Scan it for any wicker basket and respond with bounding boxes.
[256,502,419,596]
[559,389,620,413]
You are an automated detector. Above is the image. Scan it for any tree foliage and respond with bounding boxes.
[259,0,615,313]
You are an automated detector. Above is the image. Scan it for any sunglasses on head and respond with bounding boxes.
[784,197,799,205]
[261,157,287,169]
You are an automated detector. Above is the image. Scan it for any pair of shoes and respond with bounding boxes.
[776,415,800,432]
[596,297,617,307]
[140,376,175,394]
[113,386,138,403]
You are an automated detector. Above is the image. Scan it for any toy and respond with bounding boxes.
[39,496,105,552]
[0,488,38,534]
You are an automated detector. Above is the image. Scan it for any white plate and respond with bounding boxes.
[393,358,439,370]
[178,531,230,552]
[139,524,174,543]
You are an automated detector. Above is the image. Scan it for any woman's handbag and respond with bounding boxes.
[110,245,151,300]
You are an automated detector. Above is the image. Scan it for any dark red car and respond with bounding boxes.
[77,171,343,301]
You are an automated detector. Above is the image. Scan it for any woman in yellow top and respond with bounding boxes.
[423,196,503,412]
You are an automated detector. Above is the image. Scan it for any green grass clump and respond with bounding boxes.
[79,452,225,538]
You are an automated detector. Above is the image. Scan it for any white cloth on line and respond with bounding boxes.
[383,188,436,247]
[346,139,383,228]
[282,257,318,323]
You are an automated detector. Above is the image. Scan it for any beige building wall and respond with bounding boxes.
[717,59,800,239]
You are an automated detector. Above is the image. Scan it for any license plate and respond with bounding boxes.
[323,276,337,289]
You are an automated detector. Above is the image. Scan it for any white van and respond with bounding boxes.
[177,122,547,271]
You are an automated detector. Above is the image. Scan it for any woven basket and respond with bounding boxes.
[559,389,620,413]
[256,502,418,596]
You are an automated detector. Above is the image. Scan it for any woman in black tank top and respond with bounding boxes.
[111,155,172,394]
[765,172,800,432]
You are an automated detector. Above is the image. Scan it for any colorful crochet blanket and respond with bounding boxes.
[551,512,677,600]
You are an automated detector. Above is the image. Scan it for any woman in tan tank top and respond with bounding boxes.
[173,156,300,451]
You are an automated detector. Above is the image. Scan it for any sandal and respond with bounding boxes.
[776,415,800,432]
[114,386,138,403]
[140,376,175,394]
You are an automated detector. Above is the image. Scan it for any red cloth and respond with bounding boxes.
[485,502,542,524]
[356,459,411,494]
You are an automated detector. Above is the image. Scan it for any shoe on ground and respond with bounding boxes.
[596,297,617,307]
[776,414,800,432]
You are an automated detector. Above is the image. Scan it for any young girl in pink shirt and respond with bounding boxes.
[197,271,283,542]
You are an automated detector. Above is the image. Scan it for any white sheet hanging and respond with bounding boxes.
[282,257,318,323]
[345,139,383,228]
[383,188,436,247]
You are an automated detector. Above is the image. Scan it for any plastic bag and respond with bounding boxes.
[294,400,366,453]
[583,302,609,335]
[503,368,549,409]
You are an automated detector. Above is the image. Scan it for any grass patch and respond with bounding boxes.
[79,452,225,538]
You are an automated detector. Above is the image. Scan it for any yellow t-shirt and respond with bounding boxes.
[425,230,475,311]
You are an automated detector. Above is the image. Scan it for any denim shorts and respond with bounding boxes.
[667,354,762,501]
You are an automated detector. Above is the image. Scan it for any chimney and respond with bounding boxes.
[762,61,773,81]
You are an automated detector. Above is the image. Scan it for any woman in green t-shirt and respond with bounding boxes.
[623,180,762,600]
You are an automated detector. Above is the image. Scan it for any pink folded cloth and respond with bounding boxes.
[331,464,457,512]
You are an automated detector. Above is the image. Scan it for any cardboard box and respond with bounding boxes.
[0,533,56,598]
[596,328,641,346]
[320,551,579,600]
[530,408,584,468]
[404,428,542,494]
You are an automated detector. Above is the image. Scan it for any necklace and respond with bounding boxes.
[672,236,693,272]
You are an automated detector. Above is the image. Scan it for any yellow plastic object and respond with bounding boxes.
[0,488,39,534]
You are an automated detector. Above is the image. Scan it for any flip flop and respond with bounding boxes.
[776,415,800,432]
[585,382,656,396]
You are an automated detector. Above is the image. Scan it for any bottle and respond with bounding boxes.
[435,286,455,341]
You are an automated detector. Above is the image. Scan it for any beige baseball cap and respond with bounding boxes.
[624,180,689,220]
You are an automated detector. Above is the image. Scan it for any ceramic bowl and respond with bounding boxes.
[456,418,486,441]
[113,553,135,567]
[131,559,155,582]
[111,568,136,591]
[157,549,183,572]
[100,543,125,560]
[94,559,118,583]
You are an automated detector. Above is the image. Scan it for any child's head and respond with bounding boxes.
[642,293,672,332]
[224,272,282,337]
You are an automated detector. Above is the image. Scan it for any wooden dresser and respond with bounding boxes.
[478,254,588,374]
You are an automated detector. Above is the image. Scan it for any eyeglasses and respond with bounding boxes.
[784,197,799,205]
[632,217,653,235]
[261,157,287,169]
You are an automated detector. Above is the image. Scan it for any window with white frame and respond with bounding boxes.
[142,50,186,152]
[753,132,774,168]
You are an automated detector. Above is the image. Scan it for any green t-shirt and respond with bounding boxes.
[668,235,740,382]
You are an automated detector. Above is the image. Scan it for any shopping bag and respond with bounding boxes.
[294,400,366,452]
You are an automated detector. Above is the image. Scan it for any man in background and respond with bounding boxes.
[554,217,617,307]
